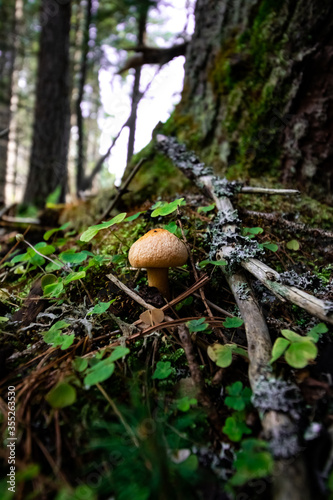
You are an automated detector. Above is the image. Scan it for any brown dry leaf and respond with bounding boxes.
[139,308,165,326]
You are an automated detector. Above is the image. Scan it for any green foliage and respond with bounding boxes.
[11,242,56,268]
[41,274,58,290]
[225,381,252,411]
[83,347,129,386]
[152,361,173,379]
[80,213,127,242]
[198,259,227,268]
[42,321,74,350]
[270,328,320,368]
[151,198,186,217]
[72,357,88,372]
[87,300,115,315]
[223,414,251,442]
[242,227,264,237]
[43,279,64,298]
[84,359,115,386]
[223,317,244,328]
[208,343,248,368]
[63,271,86,285]
[44,222,71,241]
[286,239,300,251]
[230,439,274,486]
[197,203,215,213]
[187,317,210,333]
[46,382,77,408]
[55,485,97,500]
[260,242,278,252]
[176,397,197,412]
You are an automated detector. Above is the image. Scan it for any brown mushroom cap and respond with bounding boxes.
[128,228,188,268]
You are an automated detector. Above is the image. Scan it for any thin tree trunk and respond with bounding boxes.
[76,0,92,194]
[24,0,72,207]
[0,0,17,205]
[126,7,148,165]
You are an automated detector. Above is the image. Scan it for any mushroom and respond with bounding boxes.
[128,228,188,298]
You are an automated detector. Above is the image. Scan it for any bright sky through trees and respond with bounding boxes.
[98,0,195,183]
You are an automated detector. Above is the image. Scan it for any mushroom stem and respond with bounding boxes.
[146,267,169,299]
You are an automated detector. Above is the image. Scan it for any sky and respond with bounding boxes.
[98,0,195,184]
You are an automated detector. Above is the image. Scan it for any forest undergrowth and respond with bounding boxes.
[0,140,333,500]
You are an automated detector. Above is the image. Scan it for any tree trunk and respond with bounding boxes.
[76,0,92,195]
[0,0,16,206]
[24,0,72,207]
[126,7,148,165]
[171,0,333,203]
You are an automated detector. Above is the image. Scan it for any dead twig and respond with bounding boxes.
[178,324,222,437]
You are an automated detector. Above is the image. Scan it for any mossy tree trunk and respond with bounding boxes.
[169,0,333,203]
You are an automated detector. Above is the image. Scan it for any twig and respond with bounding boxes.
[177,206,227,342]
[107,272,157,310]
[0,226,30,266]
[178,324,222,437]
[241,259,333,325]
[240,187,300,195]
[240,209,333,239]
[96,383,139,448]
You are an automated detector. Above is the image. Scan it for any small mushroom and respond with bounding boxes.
[128,228,188,298]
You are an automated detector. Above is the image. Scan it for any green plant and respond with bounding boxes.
[229,438,274,486]
[152,361,173,380]
[80,212,127,242]
[150,198,186,217]
[223,413,251,442]
[83,346,130,386]
[42,321,74,350]
[225,381,252,411]
[208,343,248,368]
[187,318,210,333]
[270,323,328,368]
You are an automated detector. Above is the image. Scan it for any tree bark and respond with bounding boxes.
[172,0,333,203]
[0,0,16,205]
[126,6,148,165]
[76,0,92,195]
[24,0,72,207]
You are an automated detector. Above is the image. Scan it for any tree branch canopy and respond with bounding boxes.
[118,42,188,73]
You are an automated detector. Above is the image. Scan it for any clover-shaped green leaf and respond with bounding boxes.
[225,381,252,411]
[187,317,209,333]
[152,361,172,379]
[176,397,197,412]
[223,415,251,442]
[223,317,244,328]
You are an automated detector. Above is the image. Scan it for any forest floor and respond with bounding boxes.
[0,139,333,500]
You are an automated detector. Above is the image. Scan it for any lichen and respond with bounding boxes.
[208,210,265,270]
[252,376,304,420]
[280,270,324,293]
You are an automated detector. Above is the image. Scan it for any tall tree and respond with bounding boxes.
[75,0,92,194]
[170,0,333,203]
[24,0,72,207]
[126,3,148,165]
[0,0,17,205]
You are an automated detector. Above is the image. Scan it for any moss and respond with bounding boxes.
[122,151,192,207]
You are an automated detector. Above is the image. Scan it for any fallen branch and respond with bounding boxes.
[156,134,311,500]
[240,186,299,195]
[241,259,333,325]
